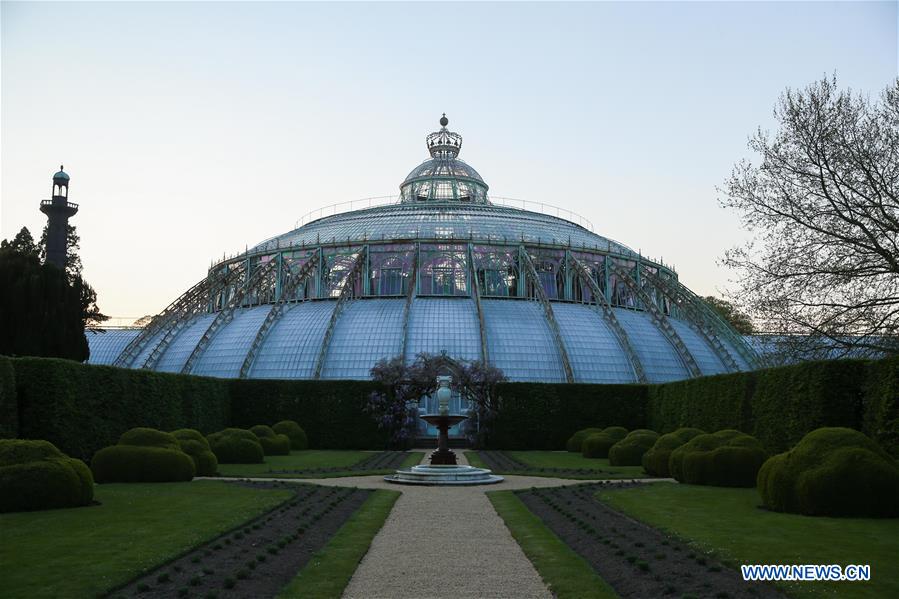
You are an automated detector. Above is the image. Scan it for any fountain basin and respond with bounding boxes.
[384,464,504,486]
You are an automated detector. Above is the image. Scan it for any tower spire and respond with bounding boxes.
[40,165,78,269]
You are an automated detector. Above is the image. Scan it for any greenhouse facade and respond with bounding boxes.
[87,116,759,384]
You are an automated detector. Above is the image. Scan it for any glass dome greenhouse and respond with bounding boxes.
[88,116,760,384]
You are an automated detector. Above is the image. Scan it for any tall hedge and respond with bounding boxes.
[0,356,16,439]
[228,379,386,449]
[12,357,230,460]
[648,359,871,453]
[861,356,899,458]
[486,383,647,450]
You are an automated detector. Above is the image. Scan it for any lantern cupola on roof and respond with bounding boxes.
[400,114,489,204]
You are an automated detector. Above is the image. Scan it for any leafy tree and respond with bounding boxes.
[0,228,89,360]
[0,227,40,259]
[40,223,83,279]
[367,353,506,448]
[38,223,106,328]
[702,296,755,335]
[458,360,506,447]
[721,75,899,358]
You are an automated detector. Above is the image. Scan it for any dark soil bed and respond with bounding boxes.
[477,450,630,478]
[517,483,785,599]
[109,481,370,599]
[266,451,410,475]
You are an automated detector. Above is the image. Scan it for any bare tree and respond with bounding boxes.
[721,75,899,359]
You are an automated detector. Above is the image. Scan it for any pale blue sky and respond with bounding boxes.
[2,1,896,321]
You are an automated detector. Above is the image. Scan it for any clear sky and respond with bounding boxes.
[2,1,896,323]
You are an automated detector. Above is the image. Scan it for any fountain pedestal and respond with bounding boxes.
[421,414,467,465]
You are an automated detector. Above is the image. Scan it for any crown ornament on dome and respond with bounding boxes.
[426,113,463,159]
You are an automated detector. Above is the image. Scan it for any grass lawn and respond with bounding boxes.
[488,491,618,599]
[278,489,400,598]
[598,482,899,598]
[467,450,647,479]
[216,450,422,478]
[0,481,292,598]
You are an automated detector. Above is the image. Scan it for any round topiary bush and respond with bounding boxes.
[118,427,181,450]
[171,428,209,446]
[250,425,291,455]
[207,429,264,464]
[642,427,706,476]
[669,429,767,487]
[92,445,195,483]
[178,439,219,477]
[758,427,899,517]
[566,428,604,453]
[171,429,217,476]
[609,429,660,466]
[0,439,94,513]
[582,426,629,459]
[273,420,308,451]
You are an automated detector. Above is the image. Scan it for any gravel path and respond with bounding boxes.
[210,451,669,599]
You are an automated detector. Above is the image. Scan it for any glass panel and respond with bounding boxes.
[419,244,468,296]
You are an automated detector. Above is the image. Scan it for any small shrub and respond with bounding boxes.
[91,445,195,483]
[642,428,705,476]
[0,439,94,513]
[582,427,628,458]
[757,427,899,517]
[207,429,264,464]
[669,429,767,487]
[273,420,308,450]
[609,429,660,466]
[565,428,604,453]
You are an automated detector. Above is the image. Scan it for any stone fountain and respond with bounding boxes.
[384,375,503,486]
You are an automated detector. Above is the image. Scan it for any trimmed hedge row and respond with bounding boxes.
[228,379,386,449]
[0,356,15,439]
[2,354,897,457]
[486,383,647,450]
[10,357,230,461]
[648,357,898,455]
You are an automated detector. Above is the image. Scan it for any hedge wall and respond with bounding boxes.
[3,353,897,456]
[228,379,388,449]
[485,382,647,450]
[11,357,230,460]
[0,356,15,439]
[647,359,872,454]
[862,356,899,457]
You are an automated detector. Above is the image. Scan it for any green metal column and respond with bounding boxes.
[275,253,283,301]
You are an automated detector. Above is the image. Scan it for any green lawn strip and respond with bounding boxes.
[597,482,899,599]
[0,481,292,598]
[468,451,646,480]
[216,450,424,478]
[466,449,489,468]
[488,491,619,599]
[277,489,401,599]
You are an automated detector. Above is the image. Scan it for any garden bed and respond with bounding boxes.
[109,481,370,598]
[516,483,784,598]
[217,450,421,478]
[265,451,414,476]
